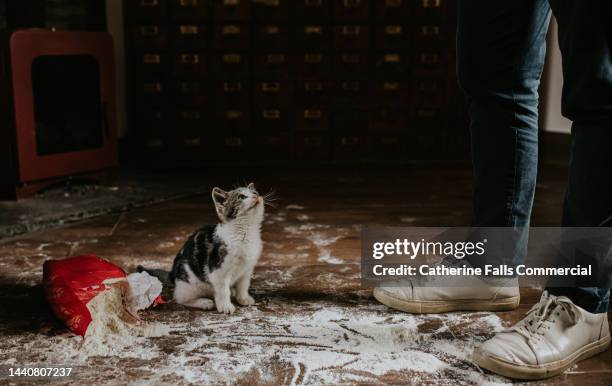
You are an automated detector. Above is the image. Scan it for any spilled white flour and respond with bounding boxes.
[317,250,344,265]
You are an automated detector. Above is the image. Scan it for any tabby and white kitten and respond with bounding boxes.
[138,183,264,314]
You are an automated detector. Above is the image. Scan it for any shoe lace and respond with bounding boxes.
[509,292,582,340]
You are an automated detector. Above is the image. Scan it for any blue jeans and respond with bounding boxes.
[457,0,612,313]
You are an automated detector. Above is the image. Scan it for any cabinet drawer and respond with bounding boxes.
[127,0,167,21]
[295,25,331,50]
[253,24,289,50]
[334,25,369,50]
[172,52,208,77]
[206,134,251,160]
[414,50,447,73]
[214,0,250,20]
[295,133,330,161]
[296,53,331,78]
[295,0,331,21]
[334,79,369,104]
[414,23,447,46]
[414,0,448,20]
[253,54,290,79]
[214,52,250,77]
[373,80,410,103]
[414,76,446,105]
[374,24,408,50]
[215,79,250,105]
[296,106,329,132]
[296,78,331,103]
[370,107,408,132]
[374,0,411,19]
[172,79,212,105]
[333,134,370,160]
[374,53,407,77]
[371,134,404,159]
[138,79,166,106]
[215,108,251,130]
[413,106,443,128]
[254,81,292,107]
[137,52,169,76]
[252,0,289,20]
[332,107,369,132]
[255,131,292,160]
[174,108,210,130]
[132,25,168,49]
[333,53,369,77]
[170,0,211,20]
[254,108,290,131]
[213,24,249,50]
[172,24,207,49]
[333,0,370,20]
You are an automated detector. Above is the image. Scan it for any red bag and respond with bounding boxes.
[43,255,127,336]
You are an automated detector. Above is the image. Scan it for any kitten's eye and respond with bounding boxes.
[238,194,246,200]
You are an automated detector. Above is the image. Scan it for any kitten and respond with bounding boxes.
[138,183,264,314]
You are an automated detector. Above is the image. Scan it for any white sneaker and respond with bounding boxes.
[473,291,611,380]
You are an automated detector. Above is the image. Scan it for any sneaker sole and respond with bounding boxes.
[372,287,520,314]
[473,334,611,380]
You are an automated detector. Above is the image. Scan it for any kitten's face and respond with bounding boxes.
[212,183,264,223]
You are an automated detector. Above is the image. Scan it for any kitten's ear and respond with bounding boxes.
[247,182,256,191]
[212,187,228,221]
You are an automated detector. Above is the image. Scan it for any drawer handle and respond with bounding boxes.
[385,25,402,35]
[255,0,280,6]
[183,138,201,147]
[226,110,243,119]
[420,53,439,64]
[384,53,401,63]
[304,25,322,35]
[305,81,322,91]
[223,25,241,35]
[262,82,280,92]
[383,82,400,91]
[140,25,159,36]
[385,0,402,7]
[343,0,360,8]
[181,54,199,64]
[264,25,280,35]
[223,81,242,92]
[143,54,160,64]
[144,82,162,93]
[225,137,242,146]
[381,136,400,145]
[140,0,158,6]
[421,25,440,36]
[180,0,198,7]
[418,109,436,118]
[342,26,360,36]
[342,81,360,91]
[181,111,201,120]
[266,54,285,64]
[263,110,280,119]
[180,82,198,93]
[304,109,322,119]
[179,25,199,35]
[145,138,163,148]
[341,136,360,145]
[305,0,322,7]
[304,53,322,63]
[223,53,241,63]
[421,0,441,8]
[341,54,360,64]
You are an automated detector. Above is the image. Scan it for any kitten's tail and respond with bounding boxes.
[137,265,172,285]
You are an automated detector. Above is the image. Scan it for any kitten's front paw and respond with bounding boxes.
[236,294,255,306]
[216,301,236,314]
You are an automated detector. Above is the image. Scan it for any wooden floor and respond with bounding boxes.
[0,164,609,385]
